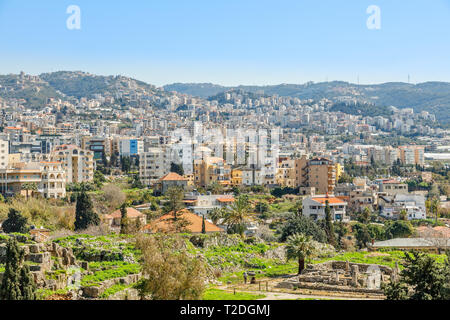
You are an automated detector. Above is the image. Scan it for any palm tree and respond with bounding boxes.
[21,183,38,200]
[285,233,317,275]
[223,195,250,237]
[431,198,440,225]
[208,207,226,225]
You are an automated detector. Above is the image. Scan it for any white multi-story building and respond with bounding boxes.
[139,148,172,186]
[0,139,9,169]
[302,195,349,222]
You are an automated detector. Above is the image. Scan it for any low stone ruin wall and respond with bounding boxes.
[81,273,142,299]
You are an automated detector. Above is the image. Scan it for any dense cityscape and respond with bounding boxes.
[0,70,449,301]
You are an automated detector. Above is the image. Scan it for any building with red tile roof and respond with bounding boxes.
[143,209,225,234]
[302,194,349,222]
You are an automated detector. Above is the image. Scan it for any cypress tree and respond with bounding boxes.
[0,238,35,300]
[19,265,36,300]
[74,189,100,231]
[324,201,337,247]
[201,216,206,234]
[120,203,129,234]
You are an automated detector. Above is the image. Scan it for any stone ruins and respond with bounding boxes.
[276,261,400,295]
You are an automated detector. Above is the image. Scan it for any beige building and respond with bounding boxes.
[194,157,232,188]
[0,161,66,199]
[51,145,95,184]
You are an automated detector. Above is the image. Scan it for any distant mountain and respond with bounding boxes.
[40,71,158,99]
[0,71,168,109]
[163,83,233,98]
[164,81,450,123]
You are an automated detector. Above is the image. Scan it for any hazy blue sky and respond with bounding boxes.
[0,0,449,86]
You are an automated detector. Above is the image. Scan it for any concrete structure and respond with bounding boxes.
[184,193,235,216]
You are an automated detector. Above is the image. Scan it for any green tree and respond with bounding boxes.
[358,207,371,224]
[385,220,414,239]
[74,189,100,231]
[353,223,373,249]
[207,182,224,195]
[430,198,440,226]
[170,162,184,176]
[0,238,36,300]
[223,195,250,237]
[208,208,226,225]
[120,203,129,234]
[135,235,206,300]
[201,216,206,234]
[285,233,317,275]
[93,170,106,189]
[2,208,29,234]
[255,201,269,217]
[21,183,38,200]
[164,186,185,217]
[324,201,337,247]
[279,214,327,243]
[383,251,450,300]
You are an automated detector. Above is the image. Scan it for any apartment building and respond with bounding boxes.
[115,137,144,157]
[302,195,349,222]
[51,145,95,184]
[0,139,8,169]
[379,194,427,220]
[305,157,336,195]
[194,157,232,188]
[399,146,425,166]
[378,179,409,196]
[0,161,66,199]
[184,193,235,216]
[139,148,171,186]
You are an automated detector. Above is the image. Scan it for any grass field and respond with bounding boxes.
[203,289,266,300]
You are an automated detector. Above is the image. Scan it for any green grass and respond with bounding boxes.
[81,263,140,287]
[100,283,131,299]
[36,288,69,300]
[203,289,265,301]
[313,250,447,269]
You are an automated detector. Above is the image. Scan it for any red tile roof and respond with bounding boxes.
[311,196,346,205]
[143,209,224,234]
[159,172,188,182]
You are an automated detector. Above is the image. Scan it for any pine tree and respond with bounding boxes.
[74,189,100,231]
[324,201,337,247]
[0,238,35,300]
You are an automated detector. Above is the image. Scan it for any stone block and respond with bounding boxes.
[82,286,101,298]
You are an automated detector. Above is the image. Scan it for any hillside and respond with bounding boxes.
[164,81,450,123]
[0,71,170,109]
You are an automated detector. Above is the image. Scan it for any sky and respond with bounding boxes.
[0,0,450,86]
